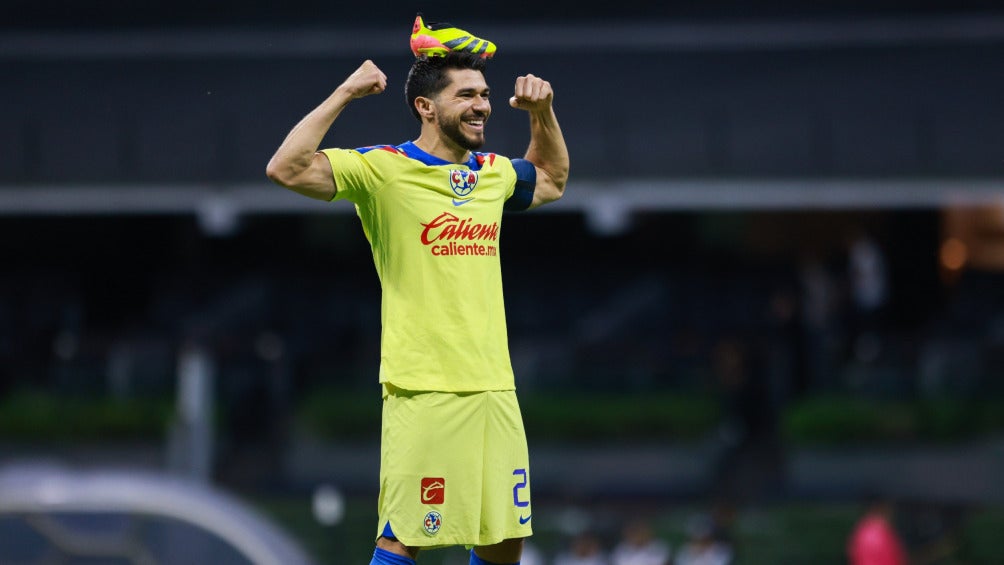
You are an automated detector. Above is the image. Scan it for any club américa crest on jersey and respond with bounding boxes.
[450,169,478,199]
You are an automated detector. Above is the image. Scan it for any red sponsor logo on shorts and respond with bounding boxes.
[421,477,445,504]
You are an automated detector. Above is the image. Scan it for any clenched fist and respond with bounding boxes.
[509,74,554,112]
[339,59,388,99]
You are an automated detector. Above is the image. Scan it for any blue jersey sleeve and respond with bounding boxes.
[504,159,536,212]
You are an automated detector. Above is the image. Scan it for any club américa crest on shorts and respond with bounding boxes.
[450,169,478,198]
[423,511,443,536]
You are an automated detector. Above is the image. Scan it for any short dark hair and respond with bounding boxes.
[405,52,487,122]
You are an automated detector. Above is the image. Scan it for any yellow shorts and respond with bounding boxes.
[376,386,533,549]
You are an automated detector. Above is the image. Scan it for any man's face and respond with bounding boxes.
[433,68,491,151]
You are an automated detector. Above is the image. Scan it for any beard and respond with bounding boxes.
[439,113,486,151]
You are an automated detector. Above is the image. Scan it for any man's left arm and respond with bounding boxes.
[510,74,570,209]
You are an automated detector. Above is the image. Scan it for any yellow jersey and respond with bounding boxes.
[322,141,534,392]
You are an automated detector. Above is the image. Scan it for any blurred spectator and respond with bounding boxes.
[554,532,610,565]
[847,228,889,320]
[847,495,908,565]
[797,251,842,390]
[610,518,671,565]
[845,227,889,363]
[674,514,733,565]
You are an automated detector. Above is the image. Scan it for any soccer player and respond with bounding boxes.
[265,15,569,565]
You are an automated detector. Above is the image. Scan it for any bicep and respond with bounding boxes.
[284,152,337,201]
[527,166,563,209]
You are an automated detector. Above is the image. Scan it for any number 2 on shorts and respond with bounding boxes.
[512,468,529,508]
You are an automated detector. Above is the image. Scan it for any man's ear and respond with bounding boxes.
[415,96,435,120]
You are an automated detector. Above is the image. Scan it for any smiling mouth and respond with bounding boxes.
[464,114,487,129]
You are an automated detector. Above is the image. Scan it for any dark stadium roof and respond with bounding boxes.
[4,0,1003,30]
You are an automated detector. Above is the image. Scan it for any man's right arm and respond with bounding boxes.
[265,60,387,201]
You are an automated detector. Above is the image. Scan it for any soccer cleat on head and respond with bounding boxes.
[410,13,496,59]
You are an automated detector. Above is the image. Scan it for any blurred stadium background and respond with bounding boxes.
[2,1,1004,563]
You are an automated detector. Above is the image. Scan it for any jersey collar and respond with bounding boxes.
[399,141,483,170]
